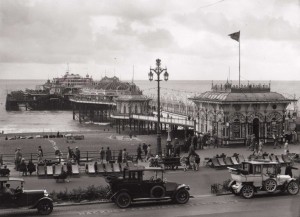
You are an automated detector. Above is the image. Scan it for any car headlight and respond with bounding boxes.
[44,190,49,197]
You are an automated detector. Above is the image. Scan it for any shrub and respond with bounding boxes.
[50,185,111,202]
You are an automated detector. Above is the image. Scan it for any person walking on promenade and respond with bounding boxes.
[100,147,105,164]
[37,149,43,163]
[27,160,36,175]
[284,141,289,155]
[117,150,122,163]
[122,148,128,163]
[146,144,152,160]
[106,147,112,163]
[273,133,278,149]
[142,143,148,157]
[136,144,142,162]
[19,158,27,176]
[285,163,298,178]
[38,146,44,157]
[75,147,80,164]
[192,134,198,150]
[67,146,74,161]
[197,134,202,150]
[258,140,263,155]
[15,148,22,171]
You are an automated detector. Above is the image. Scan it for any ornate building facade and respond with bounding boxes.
[191,82,297,145]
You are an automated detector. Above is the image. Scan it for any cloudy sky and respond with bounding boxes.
[0,0,300,81]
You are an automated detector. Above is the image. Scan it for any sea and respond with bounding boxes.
[0,79,299,134]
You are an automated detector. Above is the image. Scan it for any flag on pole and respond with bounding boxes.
[228,31,240,42]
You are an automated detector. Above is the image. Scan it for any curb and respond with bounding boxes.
[54,199,111,207]
[53,194,214,207]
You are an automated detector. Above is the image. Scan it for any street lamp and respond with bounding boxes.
[149,59,168,156]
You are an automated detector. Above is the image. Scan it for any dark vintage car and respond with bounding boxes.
[0,177,53,215]
[106,166,190,208]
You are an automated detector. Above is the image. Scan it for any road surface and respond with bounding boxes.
[1,193,300,217]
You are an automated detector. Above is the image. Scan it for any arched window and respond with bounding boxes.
[135,105,138,114]
[123,105,126,114]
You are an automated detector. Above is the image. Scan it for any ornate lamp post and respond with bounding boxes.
[149,59,169,156]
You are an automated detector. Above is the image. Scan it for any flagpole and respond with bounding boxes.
[239,32,240,88]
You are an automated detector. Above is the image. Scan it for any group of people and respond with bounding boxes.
[99,147,112,163]
[136,143,152,162]
[67,146,80,164]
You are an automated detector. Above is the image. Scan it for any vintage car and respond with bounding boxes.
[228,160,299,199]
[0,177,53,215]
[106,166,190,208]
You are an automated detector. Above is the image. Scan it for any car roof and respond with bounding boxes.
[0,177,24,182]
[243,160,278,165]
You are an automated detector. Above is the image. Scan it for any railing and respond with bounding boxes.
[131,114,195,127]
[69,96,116,105]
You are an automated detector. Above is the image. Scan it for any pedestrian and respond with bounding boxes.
[284,141,289,155]
[142,143,148,156]
[189,154,197,171]
[192,134,198,150]
[38,145,43,157]
[146,144,152,160]
[122,148,128,163]
[273,133,278,149]
[27,160,36,175]
[67,146,73,161]
[37,149,43,163]
[75,147,80,164]
[19,158,27,176]
[100,147,105,164]
[173,139,181,157]
[106,147,112,163]
[0,165,10,176]
[166,141,172,157]
[117,150,122,163]
[14,148,22,171]
[136,144,142,162]
[285,163,298,178]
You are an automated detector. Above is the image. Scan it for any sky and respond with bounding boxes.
[0,0,300,81]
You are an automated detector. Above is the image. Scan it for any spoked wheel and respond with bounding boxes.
[174,188,190,204]
[241,185,255,199]
[37,200,53,215]
[115,192,131,208]
[264,179,277,193]
[287,181,299,195]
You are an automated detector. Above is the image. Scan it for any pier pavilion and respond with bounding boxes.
[190,82,297,145]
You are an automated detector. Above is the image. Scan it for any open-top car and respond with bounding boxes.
[105,166,190,208]
[228,160,299,199]
[0,177,53,215]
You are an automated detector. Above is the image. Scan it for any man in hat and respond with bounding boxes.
[75,147,80,164]
[15,148,22,171]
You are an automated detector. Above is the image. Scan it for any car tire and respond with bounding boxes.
[37,200,53,215]
[150,186,165,198]
[287,181,299,195]
[115,192,131,208]
[174,188,190,204]
[241,185,255,199]
[264,179,277,193]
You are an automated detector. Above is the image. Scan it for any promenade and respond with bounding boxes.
[2,138,300,197]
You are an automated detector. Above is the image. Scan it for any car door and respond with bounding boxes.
[247,165,263,187]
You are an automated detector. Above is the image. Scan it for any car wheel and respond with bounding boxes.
[287,181,299,195]
[241,185,255,199]
[264,179,277,193]
[115,192,131,208]
[174,188,190,204]
[37,200,53,215]
[150,186,165,198]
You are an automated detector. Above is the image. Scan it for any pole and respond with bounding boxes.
[157,72,162,156]
[239,35,241,88]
